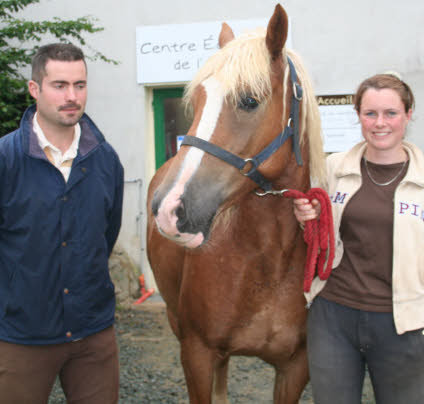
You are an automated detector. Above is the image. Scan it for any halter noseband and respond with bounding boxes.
[180,57,303,193]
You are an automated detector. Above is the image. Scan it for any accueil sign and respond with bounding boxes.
[136,18,292,84]
[317,94,362,152]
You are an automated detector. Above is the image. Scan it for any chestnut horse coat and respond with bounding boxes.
[147,4,326,403]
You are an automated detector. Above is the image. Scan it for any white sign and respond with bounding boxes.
[136,18,292,84]
[318,95,362,152]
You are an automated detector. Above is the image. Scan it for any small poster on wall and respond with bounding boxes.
[317,94,362,153]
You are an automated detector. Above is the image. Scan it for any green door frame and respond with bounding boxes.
[152,87,184,169]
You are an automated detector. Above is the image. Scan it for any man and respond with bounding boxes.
[0,43,124,403]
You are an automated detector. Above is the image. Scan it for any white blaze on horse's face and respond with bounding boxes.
[184,76,224,170]
[154,76,225,248]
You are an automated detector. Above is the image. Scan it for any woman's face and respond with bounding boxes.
[358,88,412,156]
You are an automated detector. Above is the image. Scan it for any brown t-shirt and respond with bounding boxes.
[320,157,409,312]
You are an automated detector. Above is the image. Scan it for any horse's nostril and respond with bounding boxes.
[176,204,186,222]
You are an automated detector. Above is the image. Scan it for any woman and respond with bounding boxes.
[294,73,424,404]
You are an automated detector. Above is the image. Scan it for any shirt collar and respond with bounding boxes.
[33,112,81,157]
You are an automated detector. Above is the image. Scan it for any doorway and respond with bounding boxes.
[152,88,192,169]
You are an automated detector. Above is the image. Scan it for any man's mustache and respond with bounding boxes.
[59,104,81,111]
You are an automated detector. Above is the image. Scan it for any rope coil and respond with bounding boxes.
[284,188,335,292]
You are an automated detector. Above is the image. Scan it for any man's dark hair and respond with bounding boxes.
[31,43,86,86]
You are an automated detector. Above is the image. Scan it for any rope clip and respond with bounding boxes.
[255,188,289,197]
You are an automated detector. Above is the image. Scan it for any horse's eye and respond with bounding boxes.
[238,96,259,111]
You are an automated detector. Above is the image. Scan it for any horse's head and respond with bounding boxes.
[150,4,324,248]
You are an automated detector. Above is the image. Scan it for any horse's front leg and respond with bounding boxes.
[212,354,230,404]
[273,345,309,404]
[180,335,230,404]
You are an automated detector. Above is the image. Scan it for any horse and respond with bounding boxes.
[146,4,326,403]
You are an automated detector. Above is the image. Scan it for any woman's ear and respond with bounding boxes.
[406,108,413,123]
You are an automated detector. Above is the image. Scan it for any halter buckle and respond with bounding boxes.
[293,83,303,101]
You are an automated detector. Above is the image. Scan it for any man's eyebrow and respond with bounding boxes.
[50,80,87,85]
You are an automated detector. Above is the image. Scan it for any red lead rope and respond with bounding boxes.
[283,188,335,292]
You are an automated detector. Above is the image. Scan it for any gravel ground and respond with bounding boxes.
[48,300,376,403]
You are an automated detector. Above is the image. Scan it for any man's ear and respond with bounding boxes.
[28,80,40,100]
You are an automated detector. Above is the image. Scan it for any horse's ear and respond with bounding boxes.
[219,22,235,48]
[266,4,288,61]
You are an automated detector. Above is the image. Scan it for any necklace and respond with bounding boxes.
[364,157,407,186]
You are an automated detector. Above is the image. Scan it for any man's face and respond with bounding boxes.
[28,59,87,129]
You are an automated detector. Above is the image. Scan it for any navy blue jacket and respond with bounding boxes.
[0,105,124,344]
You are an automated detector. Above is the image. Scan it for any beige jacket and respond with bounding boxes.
[305,141,424,334]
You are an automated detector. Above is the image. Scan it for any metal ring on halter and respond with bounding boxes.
[255,188,289,197]
[287,117,292,128]
[241,158,258,176]
[293,83,303,101]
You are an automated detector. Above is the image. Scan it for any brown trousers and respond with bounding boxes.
[0,326,119,404]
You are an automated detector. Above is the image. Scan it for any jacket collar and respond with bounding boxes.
[21,105,104,159]
[403,141,424,188]
[334,141,366,178]
[335,140,424,188]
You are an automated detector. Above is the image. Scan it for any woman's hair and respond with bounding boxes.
[354,73,415,113]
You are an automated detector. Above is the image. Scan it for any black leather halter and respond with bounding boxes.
[181,57,303,192]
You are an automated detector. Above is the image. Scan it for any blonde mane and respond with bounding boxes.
[184,28,326,185]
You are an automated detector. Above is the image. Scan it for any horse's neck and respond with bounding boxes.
[228,193,306,283]
[275,158,311,194]
[243,173,307,232]
[247,161,310,243]
[214,159,311,246]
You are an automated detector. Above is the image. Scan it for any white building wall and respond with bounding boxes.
[17,0,424,288]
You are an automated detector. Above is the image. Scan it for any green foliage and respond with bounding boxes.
[0,0,117,137]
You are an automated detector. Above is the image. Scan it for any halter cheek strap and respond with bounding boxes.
[287,57,303,167]
[181,56,303,192]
